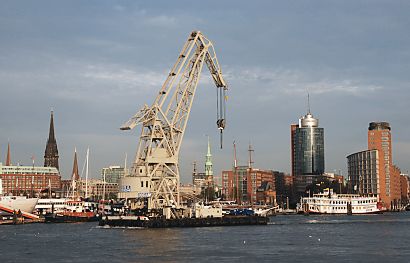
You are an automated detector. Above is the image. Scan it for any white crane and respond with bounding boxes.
[118,31,228,219]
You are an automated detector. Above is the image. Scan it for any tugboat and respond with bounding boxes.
[45,199,98,223]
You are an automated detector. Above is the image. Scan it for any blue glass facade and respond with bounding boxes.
[294,127,325,175]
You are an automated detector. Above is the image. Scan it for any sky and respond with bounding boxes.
[1,1,410,182]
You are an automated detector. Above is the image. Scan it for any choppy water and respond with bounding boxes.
[1,212,410,262]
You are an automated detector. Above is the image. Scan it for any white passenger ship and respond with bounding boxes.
[299,189,383,214]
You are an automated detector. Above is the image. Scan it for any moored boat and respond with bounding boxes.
[298,188,383,215]
[0,195,39,214]
[44,200,98,223]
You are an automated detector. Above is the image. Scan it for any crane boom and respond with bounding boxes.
[118,31,228,219]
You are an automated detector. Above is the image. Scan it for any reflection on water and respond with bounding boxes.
[1,212,410,262]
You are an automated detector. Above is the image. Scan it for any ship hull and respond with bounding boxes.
[0,196,38,213]
[45,212,98,223]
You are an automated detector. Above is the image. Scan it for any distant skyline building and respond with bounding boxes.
[102,166,125,184]
[291,107,325,194]
[44,110,59,170]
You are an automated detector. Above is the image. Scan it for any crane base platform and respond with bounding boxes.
[99,215,269,228]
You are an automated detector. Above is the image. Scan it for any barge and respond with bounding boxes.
[99,214,269,228]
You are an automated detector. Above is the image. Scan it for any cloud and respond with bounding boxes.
[0,60,166,105]
[144,15,177,27]
[82,64,165,93]
[224,67,384,103]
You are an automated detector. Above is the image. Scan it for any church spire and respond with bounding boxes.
[44,110,59,170]
[48,109,56,142]
[5,142,11,166]
[205,136,213,177]
[72,148,80,181]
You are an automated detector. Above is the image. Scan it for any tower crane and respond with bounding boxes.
[118,31,228,219]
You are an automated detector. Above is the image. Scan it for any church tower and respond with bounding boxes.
[5,142,11,166]
[44,110,59,170]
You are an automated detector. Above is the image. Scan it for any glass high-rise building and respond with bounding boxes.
[291,111,325,193]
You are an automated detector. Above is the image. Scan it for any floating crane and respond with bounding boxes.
[118,31,228,219]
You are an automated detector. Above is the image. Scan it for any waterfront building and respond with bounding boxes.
[0,162,61,196]
[347,122,402,210]
[76,179,118,200]
[101,166,126,184]
[221,166,276,205]
[400,173,410,205]
[274,171,294,207]
[368,122,401,209]
[347,150,380,195]
[61,178,118,200]
[291,108,325,194]
[44,110,59,170]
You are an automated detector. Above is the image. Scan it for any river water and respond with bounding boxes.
[1,212,410,262]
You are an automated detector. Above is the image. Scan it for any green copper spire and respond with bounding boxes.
[205,136,213,177]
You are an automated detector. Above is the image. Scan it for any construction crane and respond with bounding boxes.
[118,31,228,219]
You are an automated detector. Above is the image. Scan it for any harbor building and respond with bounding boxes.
[291,108,325,195]
[0,143,61,196]
[347,122,402,210]
[44,110,59,170]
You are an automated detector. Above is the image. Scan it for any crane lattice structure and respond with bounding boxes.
[120,31,228,218]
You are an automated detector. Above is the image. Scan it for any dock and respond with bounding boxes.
[0,218,44,225]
